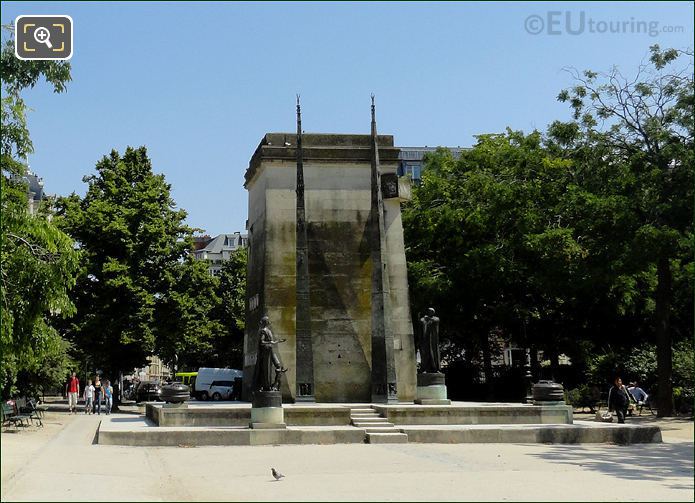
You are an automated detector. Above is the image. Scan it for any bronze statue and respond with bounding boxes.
[419,308,441,373]
[254,315,288,391]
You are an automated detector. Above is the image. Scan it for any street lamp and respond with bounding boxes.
[524,348,534,404]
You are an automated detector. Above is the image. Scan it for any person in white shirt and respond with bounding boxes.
[84,380,95,414]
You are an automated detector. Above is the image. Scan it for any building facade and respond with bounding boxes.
[193,232,248,276]
[397,146,466,183]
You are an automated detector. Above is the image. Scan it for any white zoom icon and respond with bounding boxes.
[34,26,53,48]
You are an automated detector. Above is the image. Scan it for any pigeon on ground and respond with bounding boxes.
[271,467,285,481]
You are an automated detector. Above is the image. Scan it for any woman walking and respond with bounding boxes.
[94,376,103,415]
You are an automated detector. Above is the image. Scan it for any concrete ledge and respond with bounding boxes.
[250,423,287,429]
[373,404,573,425]
[99,419,366,446]
[415,399,451,405]
[400,423,662,444]
[98,417,661,446]
[147,403,351,427]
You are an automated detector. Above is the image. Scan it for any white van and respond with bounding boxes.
[194,367,243,401]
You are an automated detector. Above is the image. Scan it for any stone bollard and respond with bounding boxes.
[160,382,190,409]
[532,380,565,405]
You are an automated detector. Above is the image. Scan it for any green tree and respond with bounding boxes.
[1,30,79,396]
[403,132,586,390]
[55,146,194,379]
[155,257,224,371]
[556,45,694,416]
[156,246,247,373]
[213,247,247,369]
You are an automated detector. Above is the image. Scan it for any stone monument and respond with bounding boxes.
[242,100,416,403]
[250,315,287,428]
[415,308,451,405]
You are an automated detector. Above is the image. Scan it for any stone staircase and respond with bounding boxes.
[349,406,408,444]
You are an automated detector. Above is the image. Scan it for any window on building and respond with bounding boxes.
[402,163,422,181]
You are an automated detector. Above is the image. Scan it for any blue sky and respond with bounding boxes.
[2,1,693,236]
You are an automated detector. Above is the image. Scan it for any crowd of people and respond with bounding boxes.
[64,372,114,415]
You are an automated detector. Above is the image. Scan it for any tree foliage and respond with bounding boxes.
[213,247,247,369]
[403,132,588,384]
[554,45,694,416]
[403,47,693,415]
[55,146,195,378]
[155,257,224,370]
[1,31,78,396]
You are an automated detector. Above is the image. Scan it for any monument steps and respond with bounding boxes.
[351,416,387,423]
[349,406,408,443]
[352,421,395,428]
[350,408,376,414]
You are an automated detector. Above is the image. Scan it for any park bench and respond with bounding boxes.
[33,399,49,418]
[19,399,44,427]
[1,402,31,430]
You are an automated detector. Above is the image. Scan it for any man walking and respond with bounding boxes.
[608,376,630,424]
[65,372,80,414]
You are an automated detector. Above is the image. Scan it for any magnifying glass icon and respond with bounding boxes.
[34,27,53,49]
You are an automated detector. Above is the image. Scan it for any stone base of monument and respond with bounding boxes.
[250,391,286,429]
[98,402,662,446]
[415,372,451,405]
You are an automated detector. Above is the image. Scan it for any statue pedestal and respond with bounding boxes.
[415,372,451,405]
[250,390,286,429]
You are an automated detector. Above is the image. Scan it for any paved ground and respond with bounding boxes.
[1,411,692,501]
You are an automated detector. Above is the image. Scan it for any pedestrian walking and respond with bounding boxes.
[94,376,103,415]
[84,380,95,414]
[608,376,630,424]
[104,380,113,415]
[65,372,80,414]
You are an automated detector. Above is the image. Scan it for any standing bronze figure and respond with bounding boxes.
[419,308,441,373]
[254,316,288,392]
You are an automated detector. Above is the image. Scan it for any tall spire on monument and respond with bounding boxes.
[295,94,315,402]
[369,94,398,403]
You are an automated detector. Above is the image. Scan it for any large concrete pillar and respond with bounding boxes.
[242,133,416,403]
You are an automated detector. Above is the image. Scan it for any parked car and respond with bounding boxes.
[135,381,162,403]
[208,380,235,401]
[194,368,242,400]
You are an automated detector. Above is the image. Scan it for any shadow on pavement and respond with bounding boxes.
[529,441,694,489]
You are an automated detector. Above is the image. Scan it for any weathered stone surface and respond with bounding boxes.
[366,432,408,443]
[414,399,452,405]
[372,404,574,425]
[401,424,663,444]
[252,390,282,408]
[147,403,351,427]
[99,425,366,446]
[250,406,284,427]
[243,133,416,403]
[415,384,449,401]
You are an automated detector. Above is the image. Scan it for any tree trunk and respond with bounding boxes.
[655,255,674,417]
